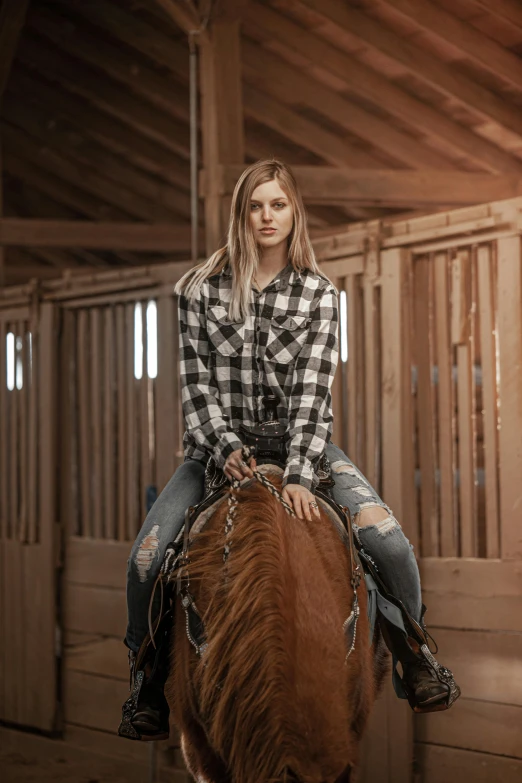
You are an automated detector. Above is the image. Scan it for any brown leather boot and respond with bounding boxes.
[118,622,171,741]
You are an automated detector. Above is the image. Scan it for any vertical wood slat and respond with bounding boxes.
[497,235,522,560]
[9,323,19,540]
[433,252,457,557]
[380,246,414,780]
[0,320,8,539]
[454,250,476,557]
[414,257,439,556]
[477,244,500,559]
[103,307,116,540]
[140,301,150,518]
[18,320,28,543]
[0,320,6,722]
[156,293,176,492]
[331,277,344,451]
[28,322,38,543]
[173,297,184,468]
[346,276,357,463]
[116,305,127,541]
[35,302,58,730]
[60,310,76,538]
[90,308,103,539]
[363,279,378,486]
[77,310,92,538]
[126,302,138,540]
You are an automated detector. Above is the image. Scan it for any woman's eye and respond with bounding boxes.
[251,204,260,210]
[275,202,286,209]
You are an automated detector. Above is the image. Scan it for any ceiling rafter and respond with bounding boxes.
[0,0,29,101]
[8,71,191,190]
[28,7,191,125]
[4,98,192,221]
[380,0,522,90]
[297,0,522,142]
[152,0,204,35]
[4,152,131,222]
[2,123,164,222]
[17,34,191,159]
[243,38,457,170]
[244,2,522,174]
[469,0,522,32]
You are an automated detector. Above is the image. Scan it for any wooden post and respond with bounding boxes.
[199,8,245,255]
[497,235,522,560]
[380,246,415,782]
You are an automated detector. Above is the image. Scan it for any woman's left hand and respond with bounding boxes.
[281,484,321,521]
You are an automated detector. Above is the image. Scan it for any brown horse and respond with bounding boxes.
[168,468,388,783]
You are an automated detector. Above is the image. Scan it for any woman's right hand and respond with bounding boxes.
[223,448,256,482]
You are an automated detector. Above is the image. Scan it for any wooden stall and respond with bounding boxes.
[1,196,522,782]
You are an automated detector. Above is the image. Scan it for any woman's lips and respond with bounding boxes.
[260,228,276,234]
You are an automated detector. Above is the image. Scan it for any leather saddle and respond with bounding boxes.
[180,395,346,544]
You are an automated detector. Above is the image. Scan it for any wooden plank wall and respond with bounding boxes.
[0,303,58,732]
[56,281,188,777]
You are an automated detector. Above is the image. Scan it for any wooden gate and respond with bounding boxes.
[317,200,522,783]
[0,298,58,732]
[55,265,189,756]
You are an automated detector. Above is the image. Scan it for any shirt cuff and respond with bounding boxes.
[214,432,244,468]
[282,457,319,492]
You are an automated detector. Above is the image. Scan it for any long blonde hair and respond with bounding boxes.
[174,159,330,321]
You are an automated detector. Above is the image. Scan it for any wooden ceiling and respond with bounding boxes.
[2,0,522,284]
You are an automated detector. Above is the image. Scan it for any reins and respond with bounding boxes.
[150,444,361,661]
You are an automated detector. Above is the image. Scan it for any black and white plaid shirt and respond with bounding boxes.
[178,261,339,491]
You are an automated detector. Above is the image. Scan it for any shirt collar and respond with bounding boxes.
[221,261,303,290]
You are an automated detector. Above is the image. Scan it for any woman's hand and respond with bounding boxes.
[223,448,256,482]
[281,484,321,521]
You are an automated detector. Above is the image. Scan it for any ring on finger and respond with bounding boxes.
[309,501,318,508]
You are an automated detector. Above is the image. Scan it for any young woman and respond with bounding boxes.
[119,159,460,741]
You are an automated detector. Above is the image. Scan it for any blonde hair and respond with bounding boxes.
[174,159,331,321]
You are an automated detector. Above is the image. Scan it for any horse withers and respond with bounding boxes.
[167,462,388,783]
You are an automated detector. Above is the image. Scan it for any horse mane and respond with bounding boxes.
[173,477,376,783]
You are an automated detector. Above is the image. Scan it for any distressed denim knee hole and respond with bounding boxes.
[135,524,160,583]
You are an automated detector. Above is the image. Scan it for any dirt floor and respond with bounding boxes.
[0,728,189,783]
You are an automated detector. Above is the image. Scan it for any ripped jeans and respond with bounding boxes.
[125,442,422,654]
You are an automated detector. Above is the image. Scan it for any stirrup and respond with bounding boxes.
[379,600,460,713]
[359,547,461,713]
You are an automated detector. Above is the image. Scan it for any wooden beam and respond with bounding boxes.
[469,0,522,32]
[199,17,245,253]
[3,99,192,220]
[61,0,189,82]
[17,34,190,159]
[0,219,199,251]
[244,2,522,175]
[299,0,522,142]
[0,0,29,101]
[152,0,203,35]
[4,153,130,222]
[28,7,191,127]
[381,0,522,90]
[7,71,191,190]
[2,122,179,223]
[243,39,452,170]
[207,165,522,207]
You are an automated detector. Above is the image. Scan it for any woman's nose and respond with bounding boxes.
[262,206,272,221]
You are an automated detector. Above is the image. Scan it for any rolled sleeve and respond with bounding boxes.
[282,284,339,491]
[178,291,243,468]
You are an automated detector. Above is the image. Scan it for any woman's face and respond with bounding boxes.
[249,179,294,251]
